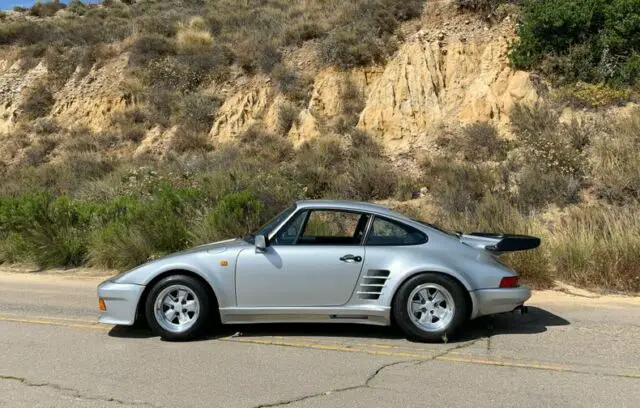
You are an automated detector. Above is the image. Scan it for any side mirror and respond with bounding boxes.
[255,235,268,253]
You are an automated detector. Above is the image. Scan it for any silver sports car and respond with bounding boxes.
[97,200,539,342]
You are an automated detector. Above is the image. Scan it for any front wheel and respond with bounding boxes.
[393,273,468,342]
[145,275,210,341]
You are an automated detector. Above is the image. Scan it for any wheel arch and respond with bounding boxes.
[136,269,221,325]
[389,270,474,322]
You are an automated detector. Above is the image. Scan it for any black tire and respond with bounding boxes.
[392,273,468,342]
[145,275,210,341]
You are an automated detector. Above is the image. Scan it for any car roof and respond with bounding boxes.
[295,200,400,217]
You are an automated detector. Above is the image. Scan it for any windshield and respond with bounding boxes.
[244,205,297,243]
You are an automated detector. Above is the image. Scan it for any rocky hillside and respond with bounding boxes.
[0,0,638,292]
[0,1,540,157]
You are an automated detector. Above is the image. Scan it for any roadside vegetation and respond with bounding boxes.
[0,1,639,292]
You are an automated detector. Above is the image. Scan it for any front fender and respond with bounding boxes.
[112,251,237,308]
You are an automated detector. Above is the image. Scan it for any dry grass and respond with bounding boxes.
[176,16,214,54]
[590,108,640,203]
[547,204,640,292]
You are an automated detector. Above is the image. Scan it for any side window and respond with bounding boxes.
[271,210,307,245]
[298,210,369,245]
[366,217,427,246]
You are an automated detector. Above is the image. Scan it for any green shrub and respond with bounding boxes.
[0,193,95,268]
[198,191,265,242]
[510,0,640,87]
[555,82,630,107]
[88,186,203,269]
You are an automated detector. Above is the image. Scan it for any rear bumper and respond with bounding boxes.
[97,280,145,326]
[470,286,531,319]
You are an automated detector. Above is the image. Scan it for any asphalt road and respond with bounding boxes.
[1,272,639,408]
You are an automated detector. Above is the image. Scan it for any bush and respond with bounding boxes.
[331,79,365,133]
[89,186,203,269]
[421,157,499,214]
[294,136,347,198]
[440,122,510,162]
[509,103,590,210]
[169,128,212,154]
[320,22,390,69]
[277,103,299,135]
[272,65,312,104]
[196,191,265,243]
[510,0,640,87]
[29,0,66,17]
[19,83,54,121]
[283,21,324,46]
[555,82,630,108]
[128,34,175,67]
[175,92,220,133]
[343,155,398,200]
[0,193,94,268]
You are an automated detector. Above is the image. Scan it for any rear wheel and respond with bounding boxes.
[145,275,210,341]
[393,273,468,342]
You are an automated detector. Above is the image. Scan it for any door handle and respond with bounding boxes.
[339,254,362,263]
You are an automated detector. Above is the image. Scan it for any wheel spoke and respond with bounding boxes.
[177,289,188,303]
[162,297,174,308]
[184,300,197,313]
[432,291,445,305]
[164,309,177,321]
[178,311,189,324]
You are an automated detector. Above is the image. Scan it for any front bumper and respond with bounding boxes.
[97,280,145,326]
[470,286,532,319]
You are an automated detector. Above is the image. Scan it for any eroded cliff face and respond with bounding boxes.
[0,7,539,157]
[358,37,538,148]
[202,19,539,151]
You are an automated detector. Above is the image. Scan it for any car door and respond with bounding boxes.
[235,209,369,307]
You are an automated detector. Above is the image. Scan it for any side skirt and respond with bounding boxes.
[219,306,391,326]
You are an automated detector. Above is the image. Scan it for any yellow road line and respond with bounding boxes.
[3,315,640,380]
[223,337,640,380]
[0,316,108,330]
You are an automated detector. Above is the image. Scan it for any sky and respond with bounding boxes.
[1,1,101,11]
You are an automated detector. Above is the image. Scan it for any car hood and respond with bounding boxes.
[108,238,251,284]
[169,238,250,257]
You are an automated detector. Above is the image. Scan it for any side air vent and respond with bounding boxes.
[357,269,390,300]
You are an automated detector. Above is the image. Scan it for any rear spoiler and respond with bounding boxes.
[460,233,541,254]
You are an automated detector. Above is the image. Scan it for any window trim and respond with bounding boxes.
[364,215,428,247]
[270,208,371,246]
